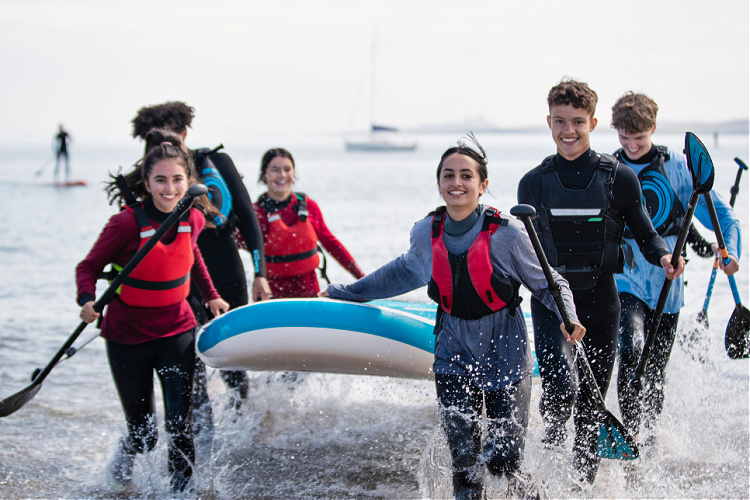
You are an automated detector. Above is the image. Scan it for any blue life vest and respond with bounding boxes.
[616,145,685,238]
[194,146,234,234]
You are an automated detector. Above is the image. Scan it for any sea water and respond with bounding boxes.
[0,131,747,499]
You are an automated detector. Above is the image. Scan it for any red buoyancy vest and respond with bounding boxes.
[115,205,194,308]
[263,193,320,278]
[428,207,521,320]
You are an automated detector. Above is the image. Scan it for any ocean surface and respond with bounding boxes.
[0,131,748,499]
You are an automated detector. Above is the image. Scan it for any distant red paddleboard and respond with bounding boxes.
[53,180,87,187]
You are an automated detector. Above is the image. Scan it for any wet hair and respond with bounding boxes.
[547,79,598,117]
[131,101,195,139]
[259,148,295,184]
[105,129,219,225]
[435,132,489,185]
[611,91,659,134]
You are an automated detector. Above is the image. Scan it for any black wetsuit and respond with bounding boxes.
[188,149,266,429]
[518,149,669,483]
[107,329,196,488]
[55,130,70,180]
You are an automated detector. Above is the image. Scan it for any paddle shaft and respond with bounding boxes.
[33,193,200,385]
[699,159,744,317]
[704,192,742,305]
[514,209,607,407]
[0,187,205,417]
[632,189,700,386]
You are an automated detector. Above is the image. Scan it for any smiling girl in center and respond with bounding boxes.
[321,135,584,499]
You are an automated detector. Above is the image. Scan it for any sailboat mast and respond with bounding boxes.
[369,32,377,131]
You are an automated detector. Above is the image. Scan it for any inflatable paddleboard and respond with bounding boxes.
[197,298,538,380]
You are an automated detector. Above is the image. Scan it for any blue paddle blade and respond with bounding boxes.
[684,132,715,194]
[596,417,639,460]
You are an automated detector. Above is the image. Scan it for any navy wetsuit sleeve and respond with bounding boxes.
[211,152,267,277]
[615,166,669,266]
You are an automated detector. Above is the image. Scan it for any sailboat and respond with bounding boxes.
[344,36,417,152]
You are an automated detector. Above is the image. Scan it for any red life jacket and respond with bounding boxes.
[113,204,194,308]
[427,206,521,320]
[263,193,320,278]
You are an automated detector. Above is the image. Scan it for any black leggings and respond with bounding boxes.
[106,330,195,482]
[531,274,620,483]
[435,373,531,493]
[617,292,679,435]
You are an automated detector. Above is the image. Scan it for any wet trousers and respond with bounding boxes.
[435,373,531,495]
[617,292,679,436]
[106,329,195,486]
[530,275,620,483]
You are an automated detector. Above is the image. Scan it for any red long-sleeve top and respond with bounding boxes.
[76,205,220,345]
[253,193,365,298]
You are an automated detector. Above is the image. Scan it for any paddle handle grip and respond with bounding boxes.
[730,157,748,206]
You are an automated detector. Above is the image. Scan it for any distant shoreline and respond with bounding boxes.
[407,119,749,135]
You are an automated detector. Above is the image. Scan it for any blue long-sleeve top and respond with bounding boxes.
[327,206,578,390]
[616,145,742,313]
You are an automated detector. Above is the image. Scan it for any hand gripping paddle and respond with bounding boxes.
[0,184,209,417]
[510,203,638,460]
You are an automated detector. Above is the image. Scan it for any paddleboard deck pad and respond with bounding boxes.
[197,298,537,380]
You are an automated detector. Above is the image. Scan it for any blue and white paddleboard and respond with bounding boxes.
[197,298,538,380]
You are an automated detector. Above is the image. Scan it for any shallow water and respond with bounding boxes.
[0,132,747,499]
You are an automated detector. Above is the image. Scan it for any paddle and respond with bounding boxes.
[703,191,750,359]
[0,183,208,418]
[34,154,55,177]
[695,157,747,328]
[510,203,638,460]
[631,132,715,391]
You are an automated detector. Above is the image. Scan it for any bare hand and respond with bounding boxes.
[660,253,686,280]
[207,297,230,317]
[317,289,330,298]
[718,254,740,275]
[253,276,272,301]
[560,321,586,344]
[80,301,100,324]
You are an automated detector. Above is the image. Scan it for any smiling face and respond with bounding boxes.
[547,104,598,161]
[263,155,295,201]
[438,153,489,220]
[144,158,188,213]
[617,125,656,161]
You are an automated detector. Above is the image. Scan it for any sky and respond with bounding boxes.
[0,0,747,146]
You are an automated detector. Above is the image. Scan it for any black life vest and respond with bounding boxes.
[616,145,685,238]
[427,206,522,320]
[535,154,624,290]
[194,146,234,236]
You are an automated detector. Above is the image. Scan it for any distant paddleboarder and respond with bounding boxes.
[54,124,71,182]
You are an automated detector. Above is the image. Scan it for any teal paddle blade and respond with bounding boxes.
[596,417,639,460]
[684,132,715,194]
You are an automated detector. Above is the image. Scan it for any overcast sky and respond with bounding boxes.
[1,0,747,146]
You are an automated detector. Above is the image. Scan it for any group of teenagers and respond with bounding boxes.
[74,78,741,498]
